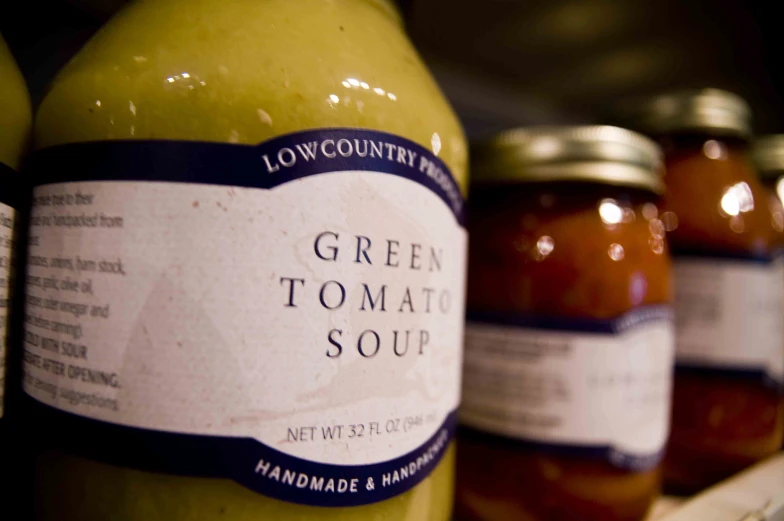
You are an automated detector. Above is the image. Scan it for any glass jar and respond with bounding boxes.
[26,1,468,520]
[456,126,674,521]
[617,89,784,494]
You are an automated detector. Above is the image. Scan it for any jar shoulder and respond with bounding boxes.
[467,195,672,318]
[663,150,784,253]
[35,0,468,183]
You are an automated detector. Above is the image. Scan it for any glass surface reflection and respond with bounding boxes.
[608,243,625,261]
[599,199,622,225]
[535,235,554,259]
[703,139,727,160]
[719,182,754,217]
[342,78,397,102]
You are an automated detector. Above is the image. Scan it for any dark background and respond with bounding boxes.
[2,0,782,140]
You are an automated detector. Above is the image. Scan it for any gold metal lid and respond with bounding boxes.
[472,125,664,193]
[751,135,784,179]
[613,88,752,139]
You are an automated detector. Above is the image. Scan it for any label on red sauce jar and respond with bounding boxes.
[21,129,467,507]
[461,306,674,471]
[672,254,784,389]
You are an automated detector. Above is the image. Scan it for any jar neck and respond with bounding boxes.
[655,133,748,162]
[471,182,658,214]
[760,174,784,205]
[760,175,781,190]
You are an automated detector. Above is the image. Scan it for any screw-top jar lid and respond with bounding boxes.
[472,125,664,194]
[751,135,784,179]
[613,88,752,139]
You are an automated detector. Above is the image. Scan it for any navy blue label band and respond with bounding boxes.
[467,305,673,335]
[27,398,457,507]
[28,129,466,225]
[675,363,784,392]
[458,426,663,472]
[671,247,782,264]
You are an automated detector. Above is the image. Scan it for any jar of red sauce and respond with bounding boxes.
[456,126,674,521]
[618,89,784,494]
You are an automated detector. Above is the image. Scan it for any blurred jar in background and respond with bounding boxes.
[752,135,784,206]
[457,126,674,521]
[617,89,784,494]
[751,135,784,453]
